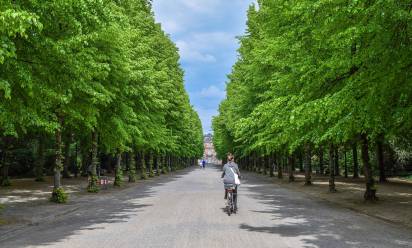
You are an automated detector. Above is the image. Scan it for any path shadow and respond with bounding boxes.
[238,172,412,248]
[0,167,195,248]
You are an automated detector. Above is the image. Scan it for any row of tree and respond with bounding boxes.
[213,0,412,201]
[0,0,203,202]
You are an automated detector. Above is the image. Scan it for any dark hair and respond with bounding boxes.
[227,153,234,161]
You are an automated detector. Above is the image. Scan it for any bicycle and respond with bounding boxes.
[225,184,237,216]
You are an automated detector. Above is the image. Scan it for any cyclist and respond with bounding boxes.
[221,153,241,209]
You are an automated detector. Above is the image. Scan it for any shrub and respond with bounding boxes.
[50,188,68,203]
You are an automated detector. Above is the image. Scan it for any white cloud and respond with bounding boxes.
[198,85,225,99]
[160,20,183,34]
[180,0,220,13]
[174,32,237,63]
[176,40,216,63]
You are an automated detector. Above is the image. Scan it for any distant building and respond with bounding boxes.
[203,133,221,164]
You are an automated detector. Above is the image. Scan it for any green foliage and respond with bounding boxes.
[213,0,412,160]
[50,187,68,203]
[0,0,203,193]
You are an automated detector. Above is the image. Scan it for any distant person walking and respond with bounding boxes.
[202,160,206,169]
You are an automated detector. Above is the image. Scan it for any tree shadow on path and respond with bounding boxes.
[0,168,193,248]
[239,172,412,248]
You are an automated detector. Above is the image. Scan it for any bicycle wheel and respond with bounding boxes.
[227,192,232,216]
[233,192,237,213]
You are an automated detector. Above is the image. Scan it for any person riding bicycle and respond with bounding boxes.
[221,153,241,207]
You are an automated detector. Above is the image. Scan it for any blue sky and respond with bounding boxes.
[152,0,255,134]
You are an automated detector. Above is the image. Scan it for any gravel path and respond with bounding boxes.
[1,165,411,248]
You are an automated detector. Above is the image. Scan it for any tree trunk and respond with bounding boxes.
[62,132,72,178]
[361,134,378,201]
[304,145,312,185]
[140,151,148,179]
[319,148,324,175]
[253,153,258,172]
[269,153,275,177]
[80,140,89,177]
[114,151,122,186]
[329,144,336,192]
[53,118,63,190]
[377,135,386,183]
[1,161,10,187]
[74,142,79,178]
[277,156,283,179]
[1,144,11,187]
[288,155,295,182]
[50,117,66,202]
[87,131,99,192]
[167,154,172,172]
[148,151,154,177]
[35,135,45,182]
[299,151,304,172]
[352,143,359,178]
[344,148,348,178]
[128,152,137,182]
[155,155,160,176]
[160,155,167,174]
[334,147,340,176]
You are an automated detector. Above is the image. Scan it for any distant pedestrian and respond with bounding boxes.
[202,160,206,169]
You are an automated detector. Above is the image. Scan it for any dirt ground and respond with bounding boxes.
[260,172,412,230]
[0,174,131,226]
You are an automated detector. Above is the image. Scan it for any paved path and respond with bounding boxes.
[1,166,412,248]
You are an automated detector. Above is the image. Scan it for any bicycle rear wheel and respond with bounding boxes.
[227,192,232,216]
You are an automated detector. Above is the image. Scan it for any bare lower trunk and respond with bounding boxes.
[352,143,359,178]
[288,155,295,182]
[377,135,386,183]
[62,132,72,178]
[128,152,137,182]
[319,148,324,175]
[148,152,154,177]
[114,151,122,186]
[87,131,98,191]
[80,140,89,177]
[344,149,348,178]
[253,153,257,172]
[269,154,275,177]
[334,148,340,176]
[361,134,378,201]
[161,155,167,174]
[329,144,336,192]
[53,119,63,190]
[35,135,45,182]
[277,156,283,179]
[155,155,160,176]
[304,145,312,185]
[167,154,171,172]
[1,137,13,186]
[141,151,148,179]
[1,155,10,186]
